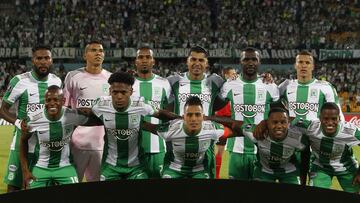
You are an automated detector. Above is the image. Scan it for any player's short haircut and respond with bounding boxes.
[136,45,154,57]
[85,40,103,52]
[32,45,52,53]
[240,47,260,61]
[108,71,135,86]
[296,50,314,62]
[268,107,289,118]
[188,45,209,58]
[222,66,235,74]
[320,102,340,114]
[184,96,203,110]
[46,85,63,97]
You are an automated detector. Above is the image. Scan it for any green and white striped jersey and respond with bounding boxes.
[302,120,360,174]
[92,96,155,168]
[2,71,62,152]
[156,119,224,173]
[220,75,279,154]
[133,74,171,153]
[26,107,88,169]
[243,124,308,175]
[167,72,224,116]
[282,79,343,121]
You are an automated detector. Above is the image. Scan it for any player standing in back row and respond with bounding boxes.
[0,45,62,192]
[220,47,279,180]
[63,40,112,182]
[132,46,172,178]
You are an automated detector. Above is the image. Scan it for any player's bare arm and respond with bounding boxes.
[152,109,182,121]
[19,130,36,189]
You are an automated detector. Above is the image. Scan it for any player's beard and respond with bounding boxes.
[140,68,150,74]
[34,66,51,78]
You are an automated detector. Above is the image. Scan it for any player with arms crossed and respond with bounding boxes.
[132,46,172,178]
[63,40,112,182]
[0,45,62,192]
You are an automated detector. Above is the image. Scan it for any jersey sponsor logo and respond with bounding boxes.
[80,87,87,90]
[40,136,71,152]
[289,102,319,116]
[106,128,138,140]
[26,103,45,112]
[77,98,98,108]
[149,100,161,110]
[184,152,200,161]
[178,93,211,103]
[233,104,265,118]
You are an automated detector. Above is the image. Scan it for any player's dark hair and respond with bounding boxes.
[320,102,340,114]
[296,50,313,57]
[46,85,63,96]
[184,96,203,110]
[222,66,235,75]
[240,47,260,61]
[188,45,208,57]
[32,45,52,53]
[108,71,135,86]
[268,107,289,118]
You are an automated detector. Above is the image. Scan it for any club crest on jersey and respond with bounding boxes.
[257,90,265,101]
[40,136,71,152]
[106,128,137,140]
[233,104,265,118]
[130,115,140,125]
[102,84,109,94]
[26,103,45,112]
[289,102,319,116]
[310,89,318,98]
[283,148,294,157]
[154,87,162,97]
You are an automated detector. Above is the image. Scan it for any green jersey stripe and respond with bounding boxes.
[173,81,180,115]
[319,137,334,171]
[243,83,255,153]
[269,142,283,170]
[183,136,199,168]
[295,85,309,120]
[2,76,20,105]
[115,112,129,167]
[49,122,63,168]
[140,82,153,151]
[38,83,48,104]
[317,91,325,118]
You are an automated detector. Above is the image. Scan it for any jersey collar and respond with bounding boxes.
[297,78,315,85]
[135,73,155,81]
[239,74,259,83]
[31,71,48,82]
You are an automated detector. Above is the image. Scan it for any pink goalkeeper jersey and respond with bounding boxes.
[63,67,111,150]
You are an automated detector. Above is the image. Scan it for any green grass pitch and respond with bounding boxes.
[0,125,359,194]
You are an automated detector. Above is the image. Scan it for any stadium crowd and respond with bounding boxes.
[1,0,360,49]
